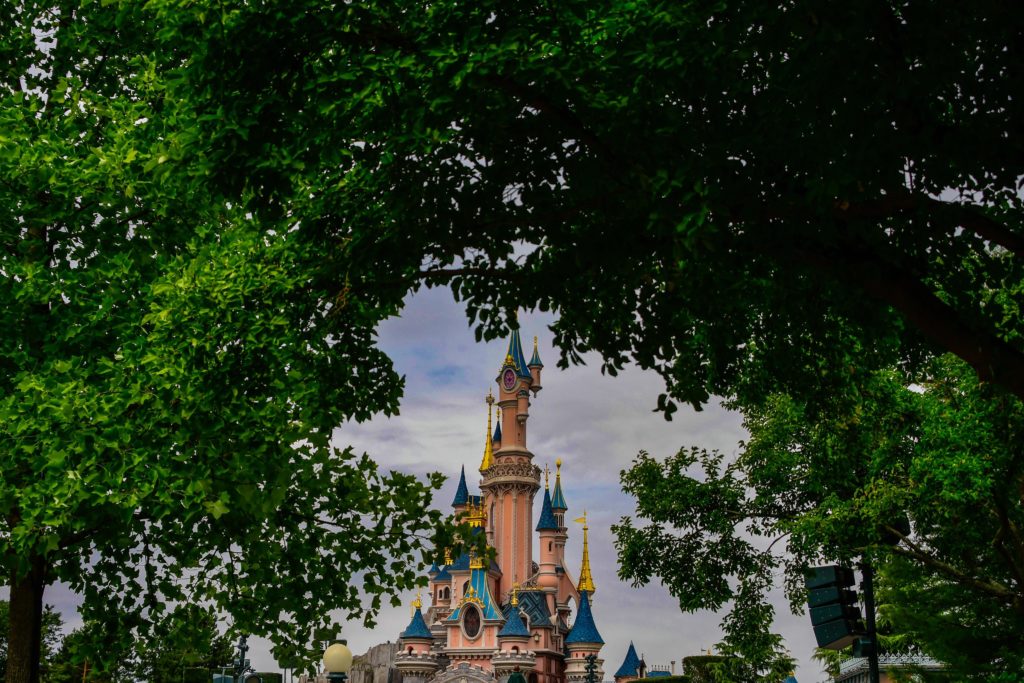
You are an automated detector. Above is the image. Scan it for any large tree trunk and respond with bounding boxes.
[7,556,46,683]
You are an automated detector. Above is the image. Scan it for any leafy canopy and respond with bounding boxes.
[151,0,1023,412]
[614,355,1024,679]
[1,2,456,677]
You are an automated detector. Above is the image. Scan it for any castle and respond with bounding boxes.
[393,328,605,683]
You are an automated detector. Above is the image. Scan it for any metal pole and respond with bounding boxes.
[860,563,880,683]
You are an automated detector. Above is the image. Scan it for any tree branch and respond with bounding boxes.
[781,241,1024,402]
[885,525,1020,606]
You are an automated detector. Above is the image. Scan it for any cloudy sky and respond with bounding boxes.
[291,286,823,682]
[35,285,825,682]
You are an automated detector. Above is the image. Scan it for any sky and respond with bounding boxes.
[31,285,826,682]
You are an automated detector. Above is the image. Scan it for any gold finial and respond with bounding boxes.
[411,589,422,616]
[480,398,494,472]
[511,583,519,606]
[544,463,550,489]
[486,387,494,405]
[444,547,452,564]
[533,335,538,351]
[575,510,595,593]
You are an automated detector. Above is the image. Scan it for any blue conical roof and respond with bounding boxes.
[536,489,558,531]
[529,341,543,367]
[614,642,641,678]
[566,591,603,645]
[551,478,567,511]
[783,677,798,683]
[504,328,532,379]
[435,565,452,582]
[428,561,439,577]
[401,608,433,640]
[447,565,502,621]
[452,466,469,507]
[498,609,530,638]
[493,419,502,444]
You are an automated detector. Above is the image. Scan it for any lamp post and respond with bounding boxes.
[323,641,354,683]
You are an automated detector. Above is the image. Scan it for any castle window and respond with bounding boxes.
[462,604,481,639]
[512,646,519,653]
[548,541,552,552]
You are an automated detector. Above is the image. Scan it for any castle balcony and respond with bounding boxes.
[491,650,537,675]
[394,651,441,677]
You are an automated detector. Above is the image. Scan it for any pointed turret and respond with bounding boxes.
[565,590,603,644]
[452,466,469,508]
[576,511,595,593]
[551,459,568,511]
[565,588,605,683]
[614,642,642,680]
[497,586,531,639]
[480,392,495,472]
[401,597,434,640]
[528,336,543,392]
[492,408,502,446]
[529,336,543,368]
[536,487,558,532]
[501,327,532,380]
[396,594,440,682]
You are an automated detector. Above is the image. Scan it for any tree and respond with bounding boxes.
[0,602,62,682]
[131,0,1023,674]
[147,0,1023,411]
[614,355,1024,679]
[2,5,456,682]
[10,0,1024,678]
[45,620,138,683]
[135,605,234,683]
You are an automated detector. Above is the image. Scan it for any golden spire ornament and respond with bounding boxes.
[480,390,494,472]
[411,589,422,616]
[575,510,596,593]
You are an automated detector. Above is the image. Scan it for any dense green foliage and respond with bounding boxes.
[614,355,1024,679]
[150,0,1023,410]
[1,3,455,680]
[6,0,1024,679]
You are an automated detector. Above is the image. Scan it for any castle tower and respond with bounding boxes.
[493,586,537,680]
[613,642,642,683]
[536,468,560,600]
[564,592,605,683]
[396,595,441,683]
[403,327,606,683]
[481,328,542,591]
[564,520,604,683]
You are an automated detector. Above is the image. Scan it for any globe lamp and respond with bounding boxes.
[324,641,353,683]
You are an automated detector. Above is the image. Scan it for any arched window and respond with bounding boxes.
[511,646,519,653]
[407,646,414,654]
[463,604,482,639]
[548,541,552,552]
